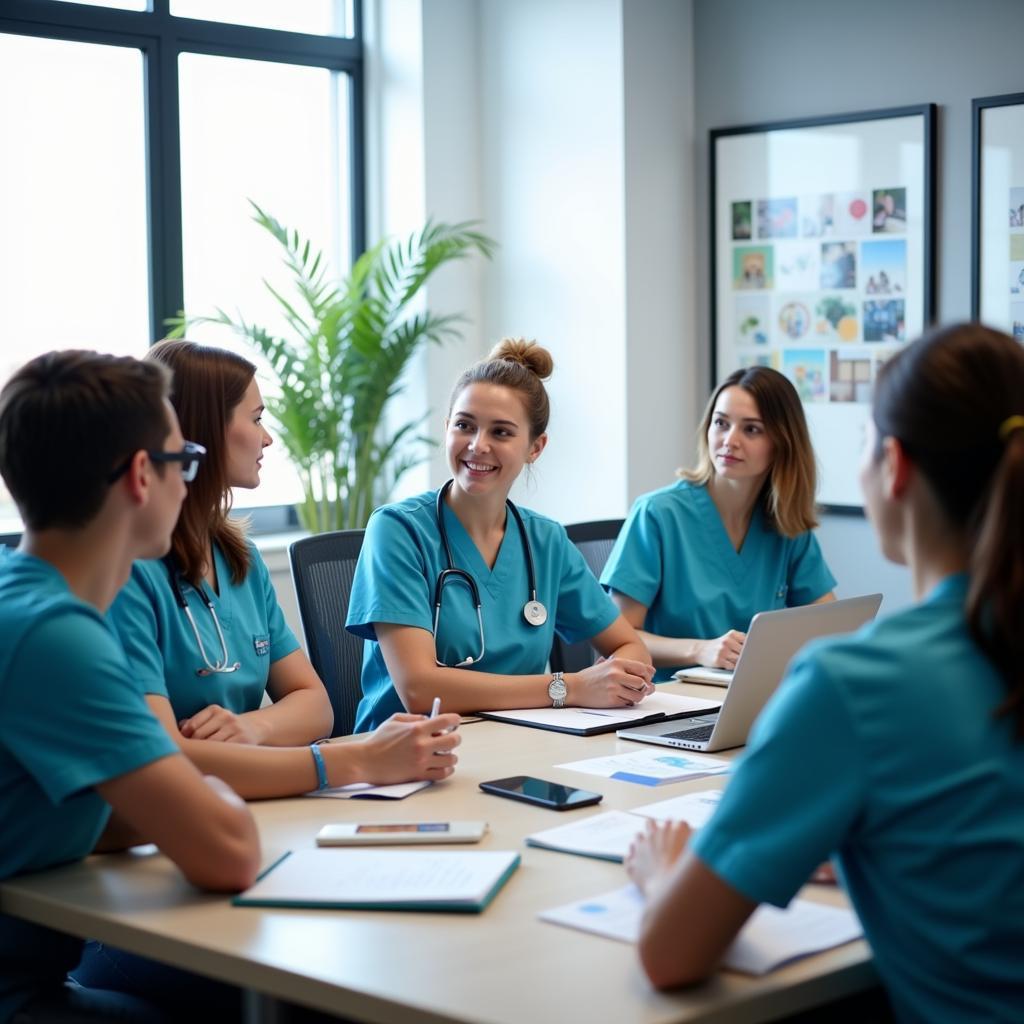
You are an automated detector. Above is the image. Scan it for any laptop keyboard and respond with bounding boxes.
[664,724,715,743]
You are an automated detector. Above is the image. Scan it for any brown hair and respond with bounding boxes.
[872,322,1024,737]
[680,366,818,537]
[0,350,171,530]
[147,340,255,586]
[448,338,554,439]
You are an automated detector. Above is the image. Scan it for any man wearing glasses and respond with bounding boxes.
[0,350,260,1022]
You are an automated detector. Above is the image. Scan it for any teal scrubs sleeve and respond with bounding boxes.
[599,500,663,608]
[347,506,434,642]
[347,492,621,731]
[108,543,301,720]
[601,482,836,681]
[109,563,170,699]
[784,530,835,607]
[553,537,622,644]
[0,553,178,1022]
[690,651,865,906]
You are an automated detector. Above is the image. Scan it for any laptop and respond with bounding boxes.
[618,594,882,753]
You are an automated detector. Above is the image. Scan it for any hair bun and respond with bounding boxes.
[488,337,554,381]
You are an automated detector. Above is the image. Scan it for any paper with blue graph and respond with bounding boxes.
[539,886,862,975]
[555,748,730,786]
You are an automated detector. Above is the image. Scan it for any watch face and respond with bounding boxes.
[549,678,567,699]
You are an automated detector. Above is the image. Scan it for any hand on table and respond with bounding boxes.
[570,657,655,707]
[626,819,692,897]
[179,704,265,744]
[694,630,746,670]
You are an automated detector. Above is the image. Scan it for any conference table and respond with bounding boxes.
[0,683,875,1024]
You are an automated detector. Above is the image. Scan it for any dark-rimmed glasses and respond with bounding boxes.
[107,441,207,484]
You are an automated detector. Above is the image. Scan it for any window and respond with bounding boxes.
[0,0,364,532]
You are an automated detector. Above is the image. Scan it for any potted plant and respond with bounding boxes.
[170,203,495,532]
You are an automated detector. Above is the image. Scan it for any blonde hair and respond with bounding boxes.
[680,366,818,537]
[448,337,554,439]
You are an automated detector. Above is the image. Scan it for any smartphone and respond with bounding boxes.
[479,775,602,811]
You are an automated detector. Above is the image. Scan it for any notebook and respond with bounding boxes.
[672,666,735,687]
[233,848,520,913]
[618,594,882,753]
[477,691,721,736]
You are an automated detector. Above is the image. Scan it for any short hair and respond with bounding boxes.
[0,350,171,530]
[680,366,818,537]
[448,338,554,440]
[147,340,255,586]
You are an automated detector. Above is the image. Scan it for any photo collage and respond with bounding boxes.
[729,188,908,404]
[1010,186,1024,340]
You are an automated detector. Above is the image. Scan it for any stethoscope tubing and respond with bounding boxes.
[162,555,241,677]
[432,480,545,667]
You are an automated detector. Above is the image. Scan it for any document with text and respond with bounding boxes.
[525,790,724,863]
[539,885,863,974]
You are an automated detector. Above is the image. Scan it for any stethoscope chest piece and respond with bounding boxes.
[523,600,548,626]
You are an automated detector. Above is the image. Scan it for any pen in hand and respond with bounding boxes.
[428,696,455,755]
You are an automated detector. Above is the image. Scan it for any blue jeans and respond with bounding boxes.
[70,942,241,1021]
[12,978,167,1023]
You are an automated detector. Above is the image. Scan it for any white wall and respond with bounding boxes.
[373,0,700,526]
[622,0,697,498]
[476,0,628,522]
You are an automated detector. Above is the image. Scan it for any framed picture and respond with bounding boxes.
[972,92,1024,341]
[710,104,936,511]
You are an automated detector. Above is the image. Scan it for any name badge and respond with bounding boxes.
[253,634,271,657]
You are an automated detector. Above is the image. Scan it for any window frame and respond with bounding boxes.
[0,0,364,532]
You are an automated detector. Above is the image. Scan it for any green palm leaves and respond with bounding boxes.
[170,203,494,532]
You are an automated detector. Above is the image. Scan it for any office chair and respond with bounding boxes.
[289,529,366,737]
[549,518,624,674]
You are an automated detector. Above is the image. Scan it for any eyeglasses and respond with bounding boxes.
[107,441,207,484]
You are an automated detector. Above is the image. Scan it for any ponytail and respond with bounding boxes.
[967,425,1024,735]
[872,324,1024,738]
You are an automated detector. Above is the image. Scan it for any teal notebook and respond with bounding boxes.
[233,848,520,913]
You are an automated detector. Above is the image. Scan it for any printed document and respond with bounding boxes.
[525,790,724,862]
[306,780,431,800]
[540,885,862,974]
[555,749,730,786]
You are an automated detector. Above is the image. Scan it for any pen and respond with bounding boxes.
[429,696,441,719]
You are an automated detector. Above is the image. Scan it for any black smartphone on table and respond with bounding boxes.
[479,775,602,811]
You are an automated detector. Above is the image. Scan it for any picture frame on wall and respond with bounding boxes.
[972,92,1024,340]
[710,104,936,511]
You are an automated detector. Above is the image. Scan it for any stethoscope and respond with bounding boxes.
[433,479,547,667]
[162,556,241,677]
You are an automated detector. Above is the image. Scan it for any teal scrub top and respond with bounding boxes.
[692,575,1024,1023]
[108,541,300,721]
[0,548,177,1021]
[600,481,836,680]
[346,490,621,732]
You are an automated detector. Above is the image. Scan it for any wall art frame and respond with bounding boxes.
[710,104,936,511]
[972,92,1024,340]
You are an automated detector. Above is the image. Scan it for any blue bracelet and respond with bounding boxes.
[309,743,329,791]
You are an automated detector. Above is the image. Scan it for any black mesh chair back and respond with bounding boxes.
[289,530,366,738]
[549,519,624,674]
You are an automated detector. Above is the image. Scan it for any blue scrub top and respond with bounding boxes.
[108,541,300,721]
[600,481,835,680]
[0,548,176,1021]
[692,575,1024,1022]
[346,490,621,731]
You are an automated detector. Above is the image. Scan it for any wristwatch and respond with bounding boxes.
[548,671,568,709]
